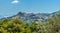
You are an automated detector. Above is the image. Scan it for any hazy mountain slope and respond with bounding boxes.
[50,11,60,17]
[1,11,60,22]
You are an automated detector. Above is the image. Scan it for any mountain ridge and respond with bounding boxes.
[1,11,60,22]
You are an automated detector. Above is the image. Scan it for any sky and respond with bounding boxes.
[0,0,60,17]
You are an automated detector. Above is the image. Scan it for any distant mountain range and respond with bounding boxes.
[1,11,60,23]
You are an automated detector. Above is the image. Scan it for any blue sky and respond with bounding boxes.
[0,0,60,17]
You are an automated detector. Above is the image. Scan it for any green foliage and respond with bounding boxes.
[0,16,60,33]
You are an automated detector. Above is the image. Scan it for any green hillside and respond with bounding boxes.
[0,16,60,33]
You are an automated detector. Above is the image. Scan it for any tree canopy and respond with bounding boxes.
[0,16,60,33]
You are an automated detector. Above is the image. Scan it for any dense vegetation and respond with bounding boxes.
[0,16,60,33]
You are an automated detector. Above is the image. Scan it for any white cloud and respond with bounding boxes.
[11,0,19,4]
